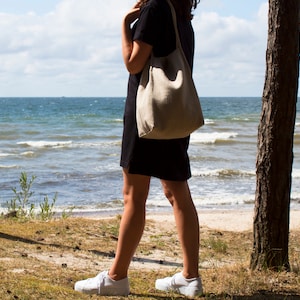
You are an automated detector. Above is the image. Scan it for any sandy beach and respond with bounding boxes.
[82,208,300,236]
[146,208,300,232]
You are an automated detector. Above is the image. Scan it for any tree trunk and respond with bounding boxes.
[250,0,299,270]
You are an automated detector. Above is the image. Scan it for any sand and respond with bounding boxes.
[146,209,300,232]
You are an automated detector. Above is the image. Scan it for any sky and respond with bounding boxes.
[0,0,268,97]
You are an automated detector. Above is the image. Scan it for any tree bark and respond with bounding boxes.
[250,0,299,270]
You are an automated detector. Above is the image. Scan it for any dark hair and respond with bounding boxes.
[139,0,200,20]
[171,0,200,20]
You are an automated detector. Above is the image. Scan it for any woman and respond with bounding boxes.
[74,0,202,297]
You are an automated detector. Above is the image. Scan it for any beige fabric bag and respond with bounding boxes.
[136,0,204,139]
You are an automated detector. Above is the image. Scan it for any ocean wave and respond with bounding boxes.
[0,152,13,157]
[144,196,253,209]
[16,140,121,151]
[232,117,250,121]
[190,131,238,144]
[20,151,35,156]
[113,118,123,123]
[192,168,300,179]
[192,168,255,178]
[17,141,73,148]
[292,168,300,178]
[73,140,121,149]
[0,164,18,169]
[204,119,215,125]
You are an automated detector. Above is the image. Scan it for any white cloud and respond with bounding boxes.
[0,0,132,96]
[0,0,269,97]
[193,2,268,96]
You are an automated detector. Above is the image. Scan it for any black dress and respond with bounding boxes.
[120,0,195,181]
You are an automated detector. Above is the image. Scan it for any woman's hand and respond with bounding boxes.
[122,1,153,74]
[124,9,139,25]
[124,2,143,25]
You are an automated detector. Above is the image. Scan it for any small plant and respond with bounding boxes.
[6,172,36,218]
[39,193,57,221]
[99,215,121,238]
[61,206,74,219]
[5,172,59,221]
[205,237,228,254]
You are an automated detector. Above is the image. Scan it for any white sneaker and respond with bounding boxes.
[155,272,203,297]
[74,271,130,296]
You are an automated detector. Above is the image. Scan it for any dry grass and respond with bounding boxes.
[0,216,299,300]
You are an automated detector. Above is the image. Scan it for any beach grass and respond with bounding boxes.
[0,216,299,299]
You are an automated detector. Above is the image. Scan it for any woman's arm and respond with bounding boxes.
[122,3,153,74]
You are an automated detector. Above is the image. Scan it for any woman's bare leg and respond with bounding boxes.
[160,180,199,278]
[109,168,151,280]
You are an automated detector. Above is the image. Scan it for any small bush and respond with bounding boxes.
[39,193,57,221]
[6,172,36,219]
[204,237,228,254]
[4,172,64,221]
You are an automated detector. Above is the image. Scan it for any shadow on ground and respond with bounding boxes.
[0,231,182,267]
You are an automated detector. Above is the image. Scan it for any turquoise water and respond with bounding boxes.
[0,97,299,214]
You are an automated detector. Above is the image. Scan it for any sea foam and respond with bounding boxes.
[190,131,238,144]
[17,141,72,148]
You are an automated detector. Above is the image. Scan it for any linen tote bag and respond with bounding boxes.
[136,0,204,140]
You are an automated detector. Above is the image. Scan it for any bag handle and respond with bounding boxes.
[165,0,182,50]
[165,0,193,74]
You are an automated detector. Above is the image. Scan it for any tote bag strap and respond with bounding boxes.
[165,0,192,73]
[165,0,181,49]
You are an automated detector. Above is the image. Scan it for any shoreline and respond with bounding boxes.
[72,207,300,232]
[1,205,299,232]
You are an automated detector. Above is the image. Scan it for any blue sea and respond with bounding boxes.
[0,97,299,215]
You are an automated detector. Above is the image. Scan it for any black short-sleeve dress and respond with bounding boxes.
[120,0,195,181]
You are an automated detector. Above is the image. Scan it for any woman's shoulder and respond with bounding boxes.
[143,0,169,12]
[146,0,165,6]
[139,0,170,25]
